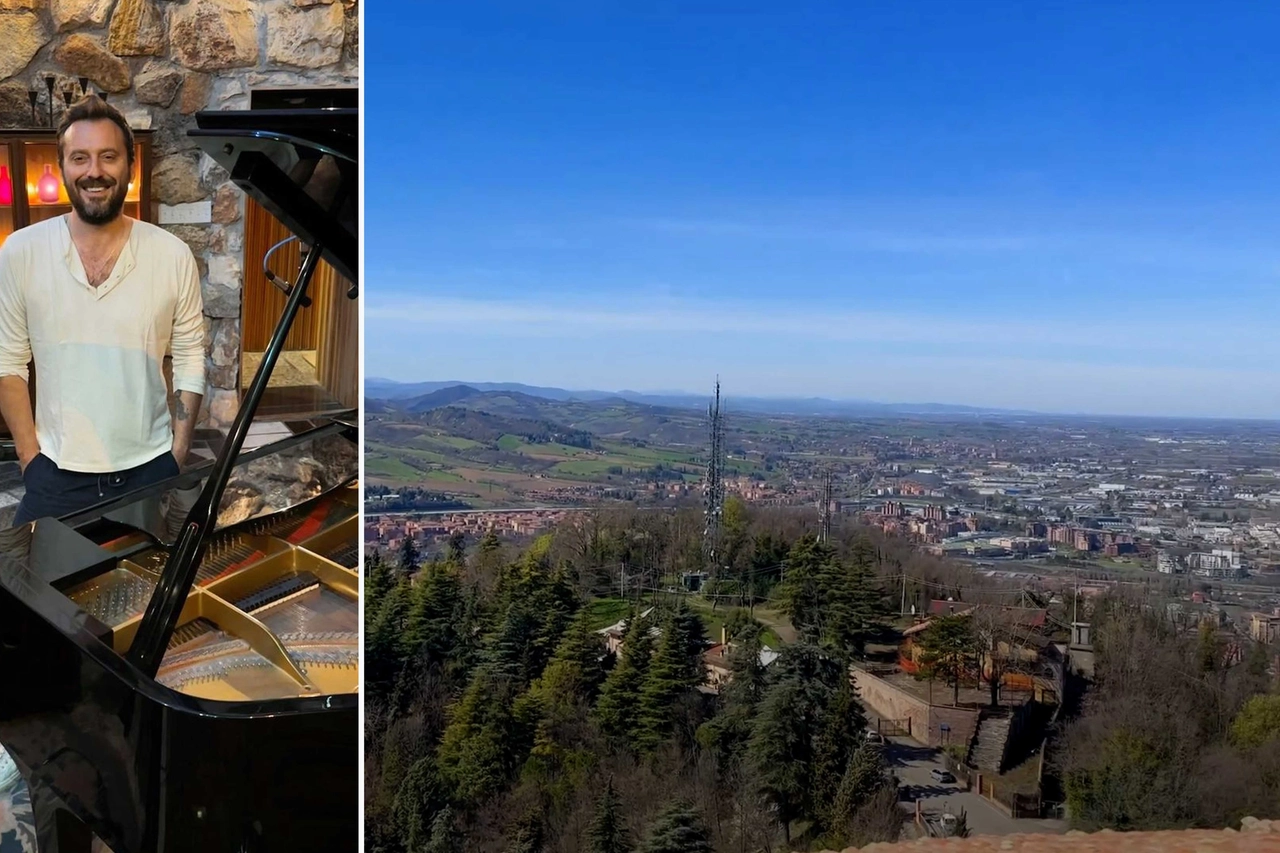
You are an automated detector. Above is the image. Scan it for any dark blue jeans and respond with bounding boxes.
[12,450,179,527]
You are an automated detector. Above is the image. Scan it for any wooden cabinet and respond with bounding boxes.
[0,128,152,247]
[0,129,154,446]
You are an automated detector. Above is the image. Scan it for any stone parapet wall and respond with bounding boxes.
[930,704,978,750]
[807,818,1280,852]
[853,665,930,739]
[0,0,358,428]
[852,665,978,747]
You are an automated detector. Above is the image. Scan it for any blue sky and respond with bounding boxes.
[365,1,1280,418]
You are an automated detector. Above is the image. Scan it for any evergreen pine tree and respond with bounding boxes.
[399,536,421,577]
[488,541,579,687]
[811,677,870,828]
[824,536,883,658]
[588,776,631,853]
[1197,619,1222,672]
[721,623,768,709]
[1244,638,1272,695]
[748,677,814,844]
[486,603,542,686]
[829,743,888,835]
[504,810,545,853]
[595,613,656,746]
[672,605,709,684]
[916,614,976,706]
[473,530,505,587]
[638,801,712,853]
[543,609,608,703]
[696,624,767,771]
[402,563,463,669]
[436,671,524,806]
[366,549,393,609]
[517,610,611,790]
[478,529,502,556]
[390,756,445,853]
[778,535,838,644]
[447,530,467,565]
[747,643,843,843]
[532,565,580,670]
[367,576,413,699]
[750,532,790,597]
[635,608,706,752]
[424,805,462,853]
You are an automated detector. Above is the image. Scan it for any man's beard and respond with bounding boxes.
[66,176,128,225]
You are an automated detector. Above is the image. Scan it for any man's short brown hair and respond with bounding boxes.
[56,94,136,173]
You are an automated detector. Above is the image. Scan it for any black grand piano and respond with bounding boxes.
[0,92,359,852]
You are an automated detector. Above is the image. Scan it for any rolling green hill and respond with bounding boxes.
[363,387,779,503]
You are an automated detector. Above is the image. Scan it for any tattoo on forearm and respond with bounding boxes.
[174,393,189,421]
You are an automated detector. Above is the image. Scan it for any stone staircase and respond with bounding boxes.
[969,711,1012,773]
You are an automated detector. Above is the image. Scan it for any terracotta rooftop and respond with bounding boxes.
[811,819,1280,852]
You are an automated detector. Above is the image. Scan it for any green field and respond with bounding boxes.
[583,595,785,648]
[366,440,451,466]
[585,597,634,630]
[596,441,701,465]
[552,459,621,477]
[365,454,425,481]
[414,434,485,451]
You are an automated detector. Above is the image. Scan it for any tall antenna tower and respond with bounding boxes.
[703,378,726,576]
[819,468,834,543]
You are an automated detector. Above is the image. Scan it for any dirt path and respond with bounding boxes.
[753,607,798,644]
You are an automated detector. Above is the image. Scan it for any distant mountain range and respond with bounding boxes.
[364,378,1036,418]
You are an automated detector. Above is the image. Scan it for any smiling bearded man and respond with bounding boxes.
[0,94,207,526]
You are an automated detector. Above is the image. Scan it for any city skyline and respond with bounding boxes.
[367,1,1280,419]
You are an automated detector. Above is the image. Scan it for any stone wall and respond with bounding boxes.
[852,665,979,748]
[0,0,358,427]
[813,819,1280,853]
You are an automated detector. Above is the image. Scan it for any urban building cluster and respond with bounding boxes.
[365,507,583,553]
[824,445,1279,580]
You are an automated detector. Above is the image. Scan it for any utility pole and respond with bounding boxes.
[1073,565,1079,625]
[901,573,908,615]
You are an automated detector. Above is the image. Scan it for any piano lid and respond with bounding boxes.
[188,92,357,287]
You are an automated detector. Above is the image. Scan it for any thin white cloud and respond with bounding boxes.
[365,293,1275,361]
[626,217,1038,253]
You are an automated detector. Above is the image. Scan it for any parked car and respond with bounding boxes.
[930,768,955,784]
[865,731,885,745]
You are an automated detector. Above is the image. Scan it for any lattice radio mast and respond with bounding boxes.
[819,468,834,544]
[703,379,726,576]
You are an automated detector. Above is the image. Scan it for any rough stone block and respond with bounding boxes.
[206,253,241,289]
[166,223,214,254]
[178,71,211,114]
[108,0,165,56]
[134,62,183,106]
[53,34,131,92]
[153,153,204,205]
[170,0,257,71]
[51,0,112,31]
[211,183,242,224]
[201,281,240,318]
[266,0,343,68]
[0,13,49,80]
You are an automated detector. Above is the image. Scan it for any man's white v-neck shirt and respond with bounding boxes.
[0,215,207,473]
